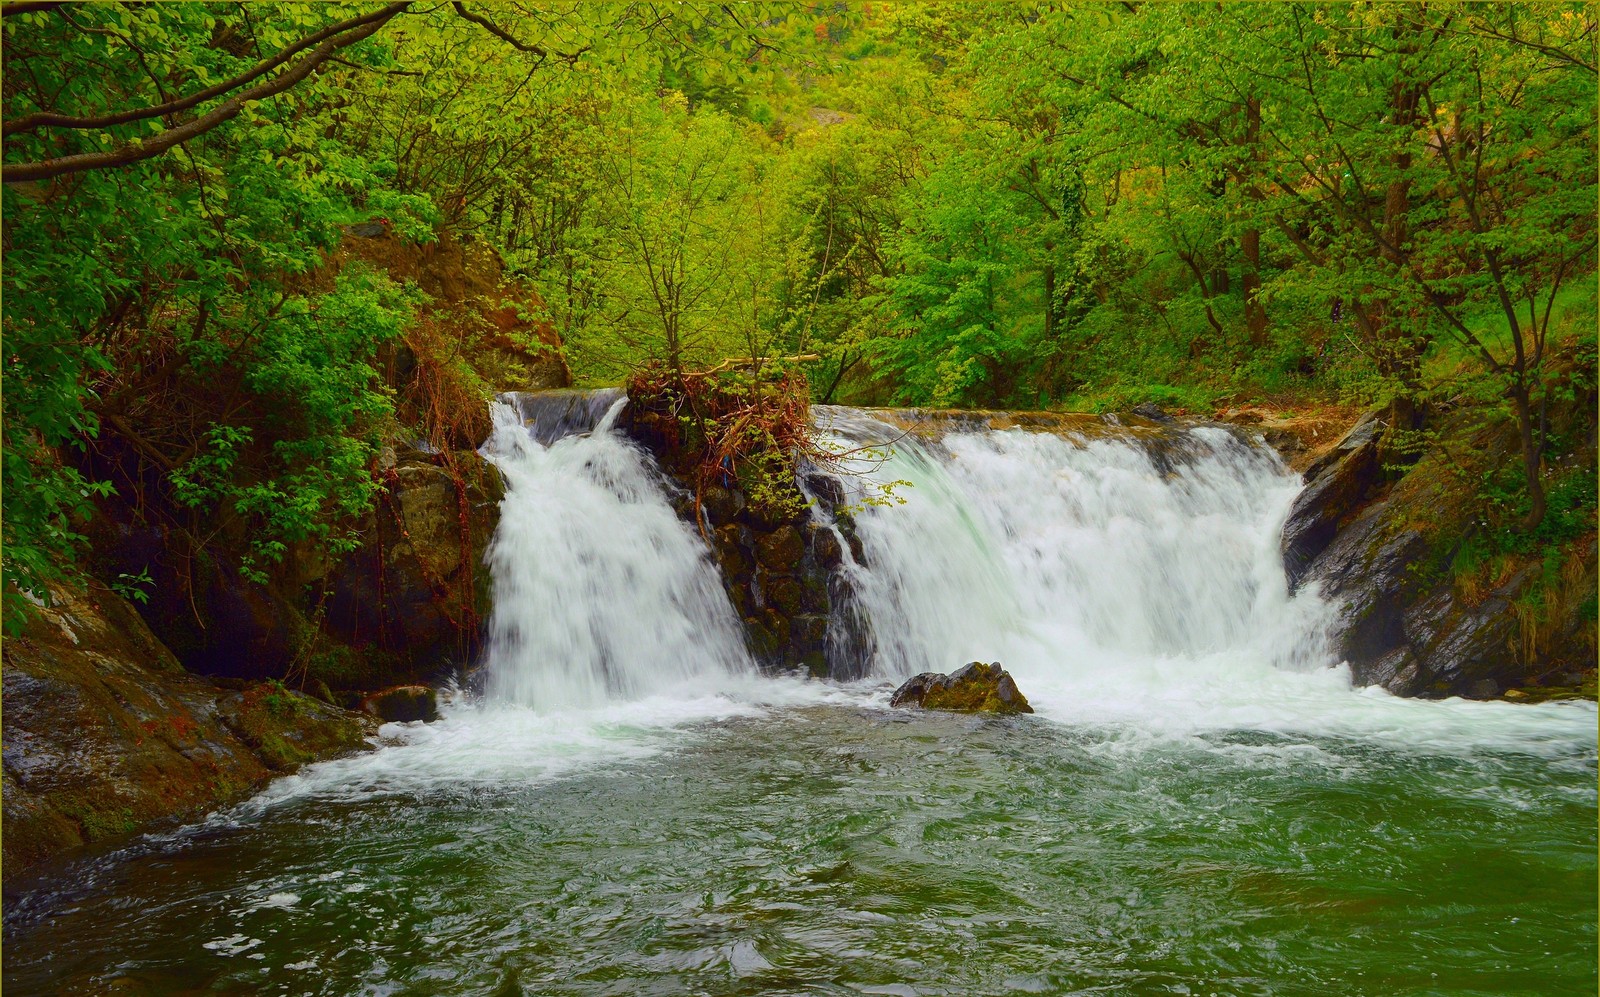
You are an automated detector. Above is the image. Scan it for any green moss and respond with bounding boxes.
[55,796,139,842]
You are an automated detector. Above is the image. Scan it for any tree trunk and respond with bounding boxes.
[1043,263,1057,341]
[1510,378,1547,531]
[1378,11,1426,394]
[1241,97,1267,344]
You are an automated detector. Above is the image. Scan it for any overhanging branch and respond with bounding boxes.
[2,4,408,182]
[2,3,412,138]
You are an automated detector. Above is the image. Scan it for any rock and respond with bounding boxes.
[1131,401,1174,423]
[1305,507,1428,669]
[359,685,440,723]
[809,525,844,570]
[889,662,1034,714]
[99,531,301,682]
[701,486,746,524]
[219,683,376,771]
[322,451,503,685]
[748,528,800,572]
[1292,398,1595,700]
[2,582,375,881]
[790,614,830,673]
[766,575,805,617]
[1281,410,1386,590]
[343,220,389,238]
[803,473,847,509]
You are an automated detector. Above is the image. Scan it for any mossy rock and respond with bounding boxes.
[765,575,805,617]
[218,683,377,772]
[756,525,805,570]
[359,685,440,723]
[890,662,1034,715]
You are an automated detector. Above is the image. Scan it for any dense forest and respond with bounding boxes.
[3,1,1595,637]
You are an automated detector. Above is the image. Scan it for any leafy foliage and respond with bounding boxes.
[2,1,1594,634]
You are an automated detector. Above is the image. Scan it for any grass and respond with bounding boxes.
[1422,281,1599,387]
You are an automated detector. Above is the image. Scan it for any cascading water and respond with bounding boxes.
[810,407,1437,738]
[5,393,1593,997]
[812,407,1329,677]
[479,392,753,709]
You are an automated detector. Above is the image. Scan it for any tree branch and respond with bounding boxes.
[448,1,588,63]
[2,5,406,182]
[2,3,411,138]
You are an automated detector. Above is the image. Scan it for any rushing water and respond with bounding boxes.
[4,400,1595,996]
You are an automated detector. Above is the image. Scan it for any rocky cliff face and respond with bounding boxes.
[2,581,376,883]
[619,395,857,678]
[92,448,503,697]
[1283,405,1596,700]
[317,448,503,689]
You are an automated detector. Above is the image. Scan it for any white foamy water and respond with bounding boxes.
[478,395,754,709]
[223,676,873,816]
[229,398,1591,817]
[813,407,1596,756]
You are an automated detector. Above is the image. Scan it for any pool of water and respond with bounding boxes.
[5,682,1594,997]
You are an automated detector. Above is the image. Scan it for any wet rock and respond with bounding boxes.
[1305,507,1428,669]
[1281,411,1386,591]
[322,451,503,685]
[755,525,805,570]
[841,528,867,567]
[809,525,844,570]
[359,685,440,724]
[766,575,805,617]
[743,615,782,660]
[1291,398,1595,700]
[2,582,375,881]
[714,523,755,580]
[790,614,830,671]
[1131,401,1175,424]
[219,683,377,771]
[701,486,746,524]
[803,473,847,509]
[889,662,1034,714]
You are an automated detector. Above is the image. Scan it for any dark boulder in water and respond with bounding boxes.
[890,662,1033,714]
[359,685,440,723]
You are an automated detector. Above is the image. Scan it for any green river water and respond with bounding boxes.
[4,691,1594,997]
[6,408,1595,995]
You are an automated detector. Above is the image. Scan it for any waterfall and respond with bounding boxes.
[809,406,1343,728]
[471,390,1397,738]
[478,393,753,709]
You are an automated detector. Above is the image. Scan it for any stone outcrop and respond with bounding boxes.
[696,487,844,677]
[890,662,1034,714]
[1284,403,1597,700]
[90,447,501,697]
[2,581,376,882]
[1280,411,1385,590]
[359,685,441,723]
[620,394,861,678]
[319,449,503,687]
